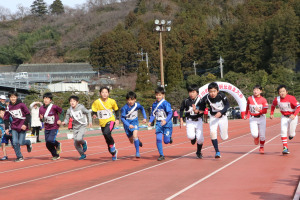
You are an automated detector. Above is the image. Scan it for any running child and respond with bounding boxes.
[92,86,119,161]
[199,82,229,158]
[148,87,173,161]
[39,92,62,160]
[270,85,300,154]
[180,84,204,159]
[62,96,92,160]
[244,85,268,154]
[4,91,32,162]
[121,91,147,158]
[0,107,13,160]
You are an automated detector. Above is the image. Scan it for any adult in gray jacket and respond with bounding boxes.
[62,96,92,160]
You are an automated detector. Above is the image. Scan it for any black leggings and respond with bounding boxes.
[101,121,115,149]
[32,127,40,140]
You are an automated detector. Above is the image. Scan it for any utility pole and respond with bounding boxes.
[137,48,150,82]
[138,48,149,70]
[218,56,224,78]
[193,61,198,75]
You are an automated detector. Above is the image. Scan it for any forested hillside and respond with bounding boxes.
[0,0,300,108]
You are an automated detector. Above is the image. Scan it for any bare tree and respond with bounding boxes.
[0,6,11,21]
[15,4,30,20]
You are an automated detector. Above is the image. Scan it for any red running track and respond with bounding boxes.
[0,118,299,200]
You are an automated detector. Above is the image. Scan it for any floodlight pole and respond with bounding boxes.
[159,31,164,87]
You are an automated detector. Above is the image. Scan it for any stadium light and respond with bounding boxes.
[154,19,172,88]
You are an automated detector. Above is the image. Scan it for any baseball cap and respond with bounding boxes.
[0,95,6,100]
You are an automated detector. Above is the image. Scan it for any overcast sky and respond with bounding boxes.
[0,0,87,13]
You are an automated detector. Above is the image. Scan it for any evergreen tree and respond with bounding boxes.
[31,0,48,16]
[165,49,183,91]
[135,61,152,92]
[50,0,64,15]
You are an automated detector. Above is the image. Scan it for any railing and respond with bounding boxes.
[0,71,97,90]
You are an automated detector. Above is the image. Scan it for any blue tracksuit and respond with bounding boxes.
[121,102,147,138]
[149,99,173,156]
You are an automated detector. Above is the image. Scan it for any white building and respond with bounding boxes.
[47,81,89,93]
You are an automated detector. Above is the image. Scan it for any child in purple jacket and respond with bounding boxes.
[39,92,62,160]
[4,91,32,162]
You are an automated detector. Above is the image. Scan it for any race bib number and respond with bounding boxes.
[45,116,55,124]
[155,109,167,121]
[211,101,224,112]
[127,110,138,120]
[97,110,112,119]
[72,110,84,121]
[249,104,262,114]
[278,102,294,112]
[11,109,23,119]
[188,106,196,116]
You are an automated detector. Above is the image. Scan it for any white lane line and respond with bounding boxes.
[53,131,254,200]
[165,133,280,200]
[0,140,189,191]
[293,179,300,200]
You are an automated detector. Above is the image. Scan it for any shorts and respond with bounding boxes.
[156,120,173,137]
[1,133,13,145]
[124,120,139,138]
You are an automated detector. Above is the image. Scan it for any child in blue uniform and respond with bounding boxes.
[148,87,173,161]
[121,91,147,158]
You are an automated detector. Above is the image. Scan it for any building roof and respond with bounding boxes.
[0,65,18,72]
[16,63,94,73]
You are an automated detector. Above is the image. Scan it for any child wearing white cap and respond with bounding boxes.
[0,95,6,108]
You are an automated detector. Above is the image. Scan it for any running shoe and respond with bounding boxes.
[56,143,62,155]
[254,137,259,145]
[215,152,221,158]
[139,139,143,147]
[1,156,8,160]
[136,152,141,158]
[82,140,88,152]
[15,157,24,162]
[112,149,118,161]
[282,147,290,154]
[191,138,196,145]
[259,147,264,154]
[196,152,203,159]
[79,154,86,160]
[52,156,60,160]
[27,143,32,153]
[289,136,294,140]
[157,155,165,161]
[170,137,173,144]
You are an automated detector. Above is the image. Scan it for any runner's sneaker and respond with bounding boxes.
[191,138,196,145]
[282,147,290,154]
[254,137,259,145]
[1,156,8,160]
[82,140,88,152]
[259,147,264,154]
[215,152,221,158]
[139,139,143,147]
[15,157,24,162]
[196,152,203,159]
[27,143,32,153]
[289,136,294,140]
[79,154,86,160]
[157,155,165,161]
[56,143,62,155]
[52,156,60,160]
[170,137,173,144]
[112,149,118,161]
[136,152,141,158]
